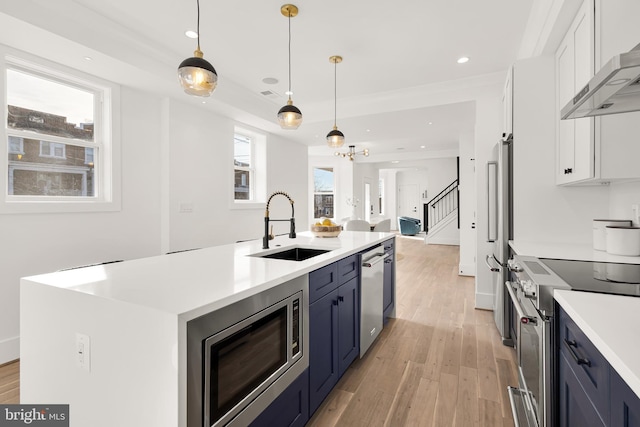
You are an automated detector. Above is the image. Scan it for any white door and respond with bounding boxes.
[398,184,419,220]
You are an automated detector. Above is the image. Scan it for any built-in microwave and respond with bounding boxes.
[187,276,308,427]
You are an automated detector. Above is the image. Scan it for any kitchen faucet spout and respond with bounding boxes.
[263,191,296,249]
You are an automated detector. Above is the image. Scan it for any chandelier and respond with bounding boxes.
[335,145,369,161]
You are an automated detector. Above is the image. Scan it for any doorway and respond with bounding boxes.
[398,184,419,220]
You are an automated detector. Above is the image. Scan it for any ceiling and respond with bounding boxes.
[0,0,534,162]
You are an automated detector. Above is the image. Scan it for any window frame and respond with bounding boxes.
[230,125,266,210]
[312,166,335,220]
[0,49,121,214]
[233,132,255,202]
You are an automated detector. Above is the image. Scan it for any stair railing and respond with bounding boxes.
[425,179,458,233]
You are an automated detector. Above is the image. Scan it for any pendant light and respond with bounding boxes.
[277,4,303,129]
[178,0,218,97]
[326,55,345,148]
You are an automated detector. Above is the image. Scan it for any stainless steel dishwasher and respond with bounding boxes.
[360,245,387,357]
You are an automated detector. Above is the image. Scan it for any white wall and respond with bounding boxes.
[308,154,353,223]
[166,100,308,251]
[352,162,380,220]
[609,182,640,226]
[379,169,398,230]
[0,87,163,362]
[458,131,476,275]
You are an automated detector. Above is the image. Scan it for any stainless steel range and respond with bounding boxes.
[506,255,640,427]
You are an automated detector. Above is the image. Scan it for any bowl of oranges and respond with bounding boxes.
[311,218,342,238]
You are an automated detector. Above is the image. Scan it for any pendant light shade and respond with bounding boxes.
[278,4,303,129]
[178,0,217,97]
[327,126,345,148]
[326,55,344,148]
[278,99,303,129]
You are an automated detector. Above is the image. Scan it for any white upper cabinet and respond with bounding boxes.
[555,0,640,185]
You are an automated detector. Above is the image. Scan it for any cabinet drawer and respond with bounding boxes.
[558,307,610,422]
[309,263,339,304]
[337,254,359,285]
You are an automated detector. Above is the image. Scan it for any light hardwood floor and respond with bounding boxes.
[308,236,518,427]
[0,236,518,426]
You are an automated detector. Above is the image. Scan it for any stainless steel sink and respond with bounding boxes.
[250,247,331,261]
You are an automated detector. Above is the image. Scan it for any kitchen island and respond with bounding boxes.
[20,230,394,427]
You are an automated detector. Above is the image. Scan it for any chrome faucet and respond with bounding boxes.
[263,191,296,249]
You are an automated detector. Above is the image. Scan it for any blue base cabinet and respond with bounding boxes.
[611,368,640,427]
[558,350,606,427]
[249,369,309,427]
[309,289,339,414]
[309,254,360,416]
[557,304,640,427]
[337,276,359,377]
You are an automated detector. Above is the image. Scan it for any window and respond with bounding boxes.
[1,54,120,213]
[313,167,334,219]
[379,178,384,214]
[234,133,253,201]
[39,141,66,159]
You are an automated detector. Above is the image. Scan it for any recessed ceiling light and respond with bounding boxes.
[428,122,433,125]
[391,160,400,164]
[420,145,426,149]
[185,30,198,39]
[262,77,279,85]
[84,56,92,61]
[366,129,371,132]
[202,101,206,104]
[457,56,469,64]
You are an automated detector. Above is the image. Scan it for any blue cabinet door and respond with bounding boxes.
[338,276,359,377]
[249,369,309,427]
[558,350,606,427]
[309,289,339,415]
[611,368,640,427]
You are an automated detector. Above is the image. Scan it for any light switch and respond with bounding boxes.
[179,202,194,213]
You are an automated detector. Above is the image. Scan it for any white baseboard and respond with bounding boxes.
[475,292,494,310]
[458,263,476,276]
[0,335,19,365]
[425,237,460,246]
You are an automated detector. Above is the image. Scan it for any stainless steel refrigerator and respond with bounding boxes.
[485,133,513,346]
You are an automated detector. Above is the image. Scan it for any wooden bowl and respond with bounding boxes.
[310,225,342,238]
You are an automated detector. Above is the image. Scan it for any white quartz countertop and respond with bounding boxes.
[510,240,640,264]
[21,231,393,321]
[555,290,640,398]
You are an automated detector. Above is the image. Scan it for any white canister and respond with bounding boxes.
[593,219,632,251]
[605,226,640,256]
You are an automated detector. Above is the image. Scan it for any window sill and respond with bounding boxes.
[0,199,121,214]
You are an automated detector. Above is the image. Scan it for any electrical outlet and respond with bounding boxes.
[76,333,91,372]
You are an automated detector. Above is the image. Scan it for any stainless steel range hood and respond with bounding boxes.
[561,43,640,119]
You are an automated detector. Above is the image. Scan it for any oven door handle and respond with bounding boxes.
[505,281,526,321]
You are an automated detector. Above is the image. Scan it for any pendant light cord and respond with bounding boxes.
[287,11,292,101]
[333,59,337,127]
[196,0,201,51]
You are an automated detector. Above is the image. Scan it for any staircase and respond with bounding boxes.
[424,179,459,245]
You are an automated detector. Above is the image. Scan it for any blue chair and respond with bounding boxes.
[398,217,421,235]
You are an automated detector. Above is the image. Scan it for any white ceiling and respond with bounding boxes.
[0,0,533,161]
